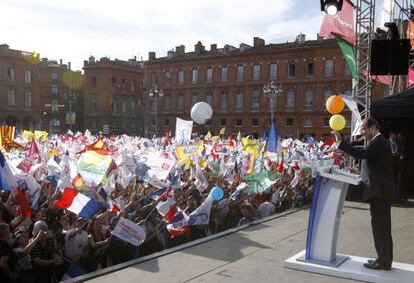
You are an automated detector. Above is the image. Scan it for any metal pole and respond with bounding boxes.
[154,95,158,137]
[270,95,275,121]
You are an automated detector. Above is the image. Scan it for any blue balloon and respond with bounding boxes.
[211,186,224,201]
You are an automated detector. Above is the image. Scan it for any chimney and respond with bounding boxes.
[210,44,217,51]
[175,45,185,55]
[195,41,205,54]
[60,59,63,65]
[68,62,71,69]
[253,37,265,47]
[296,33,306,44]
[148,51,156,61]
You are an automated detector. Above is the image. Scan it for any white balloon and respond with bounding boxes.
[191,102,213,124]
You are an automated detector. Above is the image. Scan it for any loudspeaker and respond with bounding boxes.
[370,39,410,75]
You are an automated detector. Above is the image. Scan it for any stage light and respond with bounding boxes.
[320,0,343,16]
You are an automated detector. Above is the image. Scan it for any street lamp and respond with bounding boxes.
[263,81,283,121]
[149,85,163,136]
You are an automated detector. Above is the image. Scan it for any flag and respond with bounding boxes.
[0,126,16,148]
[164,128,170,146]
[320,137,335,152]
[28,139,39,158]
[407,20,414,50]
[0,151,18,192]
[335,35,358,86]
[15,189,32,217]
[113,217,146,246]
[219,127,225,138]
[17,158,33,173]
[3,139,25,152]
[77,150,113,186]
[264,120,278,153]
[408,67,414,88]
[187,192,214,226]
[319,0,355,45]
[55,187,101,219]
[175,118,193,145]
[379,0,394,28]
[243,170,281,194]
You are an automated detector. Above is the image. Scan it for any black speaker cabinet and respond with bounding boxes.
[370,39,410,75]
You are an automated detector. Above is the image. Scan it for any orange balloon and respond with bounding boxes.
[326,95,345,114]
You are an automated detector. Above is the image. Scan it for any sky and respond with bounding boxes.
[1,0,387,71]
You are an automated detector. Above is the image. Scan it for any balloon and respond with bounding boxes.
[326,95,345,114]
[329,114,346,131]
[191,102,213,124]
[211,186,224,201]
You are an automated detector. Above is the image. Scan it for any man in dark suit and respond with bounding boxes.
[333,117,396,270]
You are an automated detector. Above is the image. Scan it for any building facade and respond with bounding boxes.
[83,56,144,135]
[38,59,83,133]
[0,44,41,131]
[144,36,387,140]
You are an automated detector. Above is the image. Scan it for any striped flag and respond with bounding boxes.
[55,187,101,219]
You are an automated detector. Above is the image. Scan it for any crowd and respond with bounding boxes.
[0,127,336,283]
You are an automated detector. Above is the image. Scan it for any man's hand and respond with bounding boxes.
[331,131,342,144]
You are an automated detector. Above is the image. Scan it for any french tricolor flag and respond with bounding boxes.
[55,187,101,219]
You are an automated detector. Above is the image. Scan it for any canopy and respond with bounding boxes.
[372,87,414,118]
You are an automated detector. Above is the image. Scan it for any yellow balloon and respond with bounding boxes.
[329,114,346,131]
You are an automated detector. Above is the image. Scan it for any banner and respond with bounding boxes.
[340,94,362,136]
[176,140,204,161]
[407,20,414,50]
[175,118,193,145]
[335,35,358,86]
[319,0,355,45]
[379,0,394,29]
[144,154,175,180]
[113,217,146,246]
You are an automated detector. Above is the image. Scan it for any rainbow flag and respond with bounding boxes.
[77,150,112,186]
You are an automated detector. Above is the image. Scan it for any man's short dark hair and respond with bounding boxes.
[366,117,380,130]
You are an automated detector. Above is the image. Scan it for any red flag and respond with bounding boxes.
[17,158,33,173]
[319,0,355,45]
[28,139,39,157]
[372,75,391,86]
[277,159,284,173]
[15,189,32,217]
[164,128,170,146]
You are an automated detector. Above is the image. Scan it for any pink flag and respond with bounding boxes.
[17,158,33,173]
[319,0,355,45]
[28,139,39,157]
[408,67,414,88]
[372,75,391,86]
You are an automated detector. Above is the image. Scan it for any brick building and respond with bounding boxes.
[144,35,387,140]
[83,56,145,135]
[0,44,41,130]
[38,59,83,133]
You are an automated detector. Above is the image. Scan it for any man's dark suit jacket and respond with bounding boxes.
[338,134,396,201]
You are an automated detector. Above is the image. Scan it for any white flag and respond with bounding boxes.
[175,118,193,146]
[340,94,362,136]
[112,217,146,246]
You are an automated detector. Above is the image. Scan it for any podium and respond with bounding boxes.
[284,166,414,282]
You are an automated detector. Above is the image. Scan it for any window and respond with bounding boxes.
[51,100,59,112]
[206,68,213,83]
[237,65,244,81]
[304,119,313,127]
[8,67,15,81]
[191,92,198,106]
[344,85,352,96]
[286,88,295,106]
[164,119,170,126]
[288,63,295,78]
[111,97,117,112]
[269,63,277,80]
[345,63,351,75]
[221,66,228,82]
[323,118,330,127]
[121,101,127,113]
[252,90,260,107]
[91,76,97,88]
[220,91,228,108]
[91,96,98,111]
[130,101,136,113]
[25,91,32,107]
[7,90,15,106]
[252,118,259,126]
[164,93,171,110]
[206,91,213,106]
[236,119,243,127]
[191,69,199,84]
[325,59,334,76]
[324,85,333,102]
[51,84,58,95]
[164,71,171,85]
[305,88,314,106]
[236,90,244,108]
[24,69,32,83]
[52,72,58,80]
[220,118,226,127]
[306,62,314,76]
[286,118,294,126]
[253,64,261,80]
[177,70,184,84]
[177,92,184,110]
[151,72,158,85]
